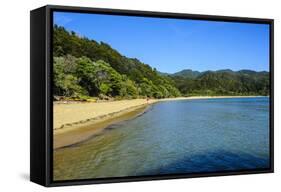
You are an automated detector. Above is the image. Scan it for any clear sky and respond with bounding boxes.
[54,11,270,73]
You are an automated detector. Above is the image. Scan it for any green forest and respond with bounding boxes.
[53,25,269,101]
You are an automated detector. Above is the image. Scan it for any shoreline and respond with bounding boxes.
[53,95,266,149]
[54,104,149,149]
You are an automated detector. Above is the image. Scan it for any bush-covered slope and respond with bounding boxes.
[53,25,181,99]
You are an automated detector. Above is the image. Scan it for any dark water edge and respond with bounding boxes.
[54,97,270,180]
[141,150,269,176]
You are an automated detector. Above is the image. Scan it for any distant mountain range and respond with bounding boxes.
[160,69,269,79]
[168,69,269,96]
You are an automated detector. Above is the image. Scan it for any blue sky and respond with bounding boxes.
[54,11,270,73]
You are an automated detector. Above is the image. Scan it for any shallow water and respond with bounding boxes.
[54,97,270,180]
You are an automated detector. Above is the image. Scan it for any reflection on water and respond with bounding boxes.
[54,97,270,180]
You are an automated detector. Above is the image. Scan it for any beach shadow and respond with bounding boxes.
[19,173,29,181]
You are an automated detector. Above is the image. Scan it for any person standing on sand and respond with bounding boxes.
[147,97,150,104]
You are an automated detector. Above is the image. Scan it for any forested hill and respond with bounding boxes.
[172,69,201,79]
[53,25,180,99]
[53,25,269,100]
[171,69,269,96]
[171,69,268,79]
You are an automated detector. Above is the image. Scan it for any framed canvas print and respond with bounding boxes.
[30,5,274,187]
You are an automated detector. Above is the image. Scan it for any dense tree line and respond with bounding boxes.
[53,25,269,100]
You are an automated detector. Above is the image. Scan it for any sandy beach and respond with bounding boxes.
[53,96,263,149]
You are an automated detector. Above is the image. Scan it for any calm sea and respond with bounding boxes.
[54,97,270,180]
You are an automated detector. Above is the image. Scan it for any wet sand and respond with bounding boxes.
[53,96,263,149]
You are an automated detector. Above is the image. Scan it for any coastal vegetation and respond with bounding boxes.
[53,25,269,100]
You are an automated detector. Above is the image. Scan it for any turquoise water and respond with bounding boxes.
[54,97,270,180]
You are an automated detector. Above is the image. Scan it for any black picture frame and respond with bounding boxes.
[30,5,274,187]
